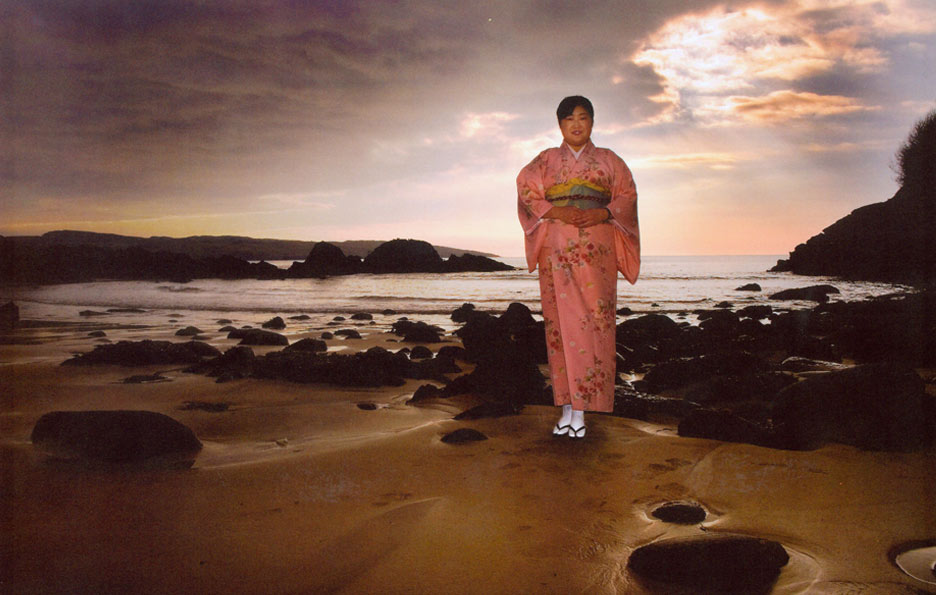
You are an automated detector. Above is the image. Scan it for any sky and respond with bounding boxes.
[2,0,935,257]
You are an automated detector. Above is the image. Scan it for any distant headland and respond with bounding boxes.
[0,232,514,285]
[772,109,935,286]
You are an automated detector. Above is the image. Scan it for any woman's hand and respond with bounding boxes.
[545,206,611,227]
[574,208,611,228]
[544,206,580,225]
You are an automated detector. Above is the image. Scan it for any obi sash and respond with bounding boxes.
[545,178,611,210]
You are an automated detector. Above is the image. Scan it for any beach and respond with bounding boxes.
[2,304,935,594]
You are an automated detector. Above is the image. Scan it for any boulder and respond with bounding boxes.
[350,312,373,320]
[628,533,789,592]
[611,383,701,422]
[284,338,327,353]
[440,428,488,444]
[175,326,203,336]
[287,241,360,277]
[442,253,514,272]
[678,409,775,447]
[237,329,289,346]
[31,410,202,466]
[62,340,220,366]
[779,356,849,373]
[407,384,444,404]
[771,362,935,450]
[262,316,286,330]
[769,285,839,302]
[391,319,442,343]
[736,283,762,291]
[362,239,443,273]
[738,305,772,320]
[334,328,362,339]
[409,345,433,359]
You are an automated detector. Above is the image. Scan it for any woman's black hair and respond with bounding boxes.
[556,96,594,122]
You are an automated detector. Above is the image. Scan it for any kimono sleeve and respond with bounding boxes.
[606,153,641,284]
[517,150,554,272]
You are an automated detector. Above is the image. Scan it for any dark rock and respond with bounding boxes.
[409,345,433,359]
[121,374,169,384]
[736,283,762,291]
[63,340,220,366]
[255,346,409,387]
[436,345,467,361]
[237,329,289,346]
[175,326,203,336]
[350,312,373,320]
[779,356,849,373]
[616,306,633,315]
[408,384,444,404]
[287,241,360,277]
[88,330,107,338]
[362,239,443,273]
[356,402,378,410]
[641,351,767,394]
[0,301,19,330]
[616,314,681,346]
[262,316,286,330]
[333,316,346,321]
[771,362,935,451]
[391,319,443,343]
[769,285,839,302]
[499,302,536,330]
[107,308,146,313]
[612,383,701,421]
[442,252,514,272]
[284,338,327,353]
[683,372,794,406]
[381,309,396,315]
[451,303,477,323]
[738,305,772,320]
[219,325,236,332]
[715,301,733,308]
[440,428,488,444]
[627,533,789,592]
[288,314,311,320]
[180,401,230,412]
[334,328,362,339]
[321,332,334,340]
[678,409,775,447]
[31,410,202,465]
[454,402,521,420]
[216,319,233,324]
[651,502,707,524]
[79,310,108,317]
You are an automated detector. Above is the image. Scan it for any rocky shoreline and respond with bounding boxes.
[44,285,936,457]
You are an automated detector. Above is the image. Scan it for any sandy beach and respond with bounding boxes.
[2,312,935,594]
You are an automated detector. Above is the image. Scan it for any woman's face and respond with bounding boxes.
[559,105,593,151]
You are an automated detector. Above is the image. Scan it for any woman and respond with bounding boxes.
[517,96,640,439]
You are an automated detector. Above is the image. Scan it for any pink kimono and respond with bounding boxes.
[517,141,639,412]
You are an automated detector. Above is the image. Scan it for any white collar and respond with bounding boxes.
[567,144,586,160]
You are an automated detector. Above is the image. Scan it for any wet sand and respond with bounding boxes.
[2,314,935,593]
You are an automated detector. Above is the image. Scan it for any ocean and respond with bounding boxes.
[1,255,908,336]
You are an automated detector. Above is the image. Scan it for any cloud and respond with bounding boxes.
[459,112,518,139]
[629,0,933,125]
[723,90,879,122]
[633,152,743,170]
